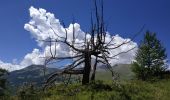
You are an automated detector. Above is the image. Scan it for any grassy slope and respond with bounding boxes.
[33,79,170,100]
[3,64,170,100]
[96,64,134,81]
[38,64,170,100]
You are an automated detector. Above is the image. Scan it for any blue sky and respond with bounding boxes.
[0,0,170,64]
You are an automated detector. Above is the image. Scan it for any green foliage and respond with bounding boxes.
[4,79,170,100]
[39,80,170,100]
[17,82,41,100]
[0,68,8,96]
[132,31,168,80]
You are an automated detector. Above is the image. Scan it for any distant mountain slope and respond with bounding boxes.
[7,65,59,89]
[96,64,134,81]
[7,64,134,93]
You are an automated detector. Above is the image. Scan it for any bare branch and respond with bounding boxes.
[106,46,136,59]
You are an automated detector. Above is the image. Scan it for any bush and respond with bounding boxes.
[17,82,41,100]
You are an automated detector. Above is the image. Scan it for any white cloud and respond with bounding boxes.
[0,6,138,71]
[0,49,44,71]
[20,49,44,66]
[167,64,170,70]
[0,60,24,72]
[107,35,137,65]
[24,6,137,66]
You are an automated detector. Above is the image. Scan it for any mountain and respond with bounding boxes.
[7,64,133,94]
[96,64,134,80]
[7,64,133,86]
[7,65,60,93]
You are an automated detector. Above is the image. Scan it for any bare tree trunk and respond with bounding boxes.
[82,52,91,85]
[90,66,96,81]
[91,57,98,81]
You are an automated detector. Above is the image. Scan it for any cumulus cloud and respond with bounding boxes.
[0,49,44,71]
[20,49,44,66]
[0,60,24,72]
[0,6,137,71]
[24,6,85,47]
[24,6,137,66]
[106,35,137,65]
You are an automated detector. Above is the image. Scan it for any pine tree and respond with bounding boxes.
[132,31,167,80]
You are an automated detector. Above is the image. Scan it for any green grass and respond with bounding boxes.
[5,79,170,100]
[3,64,170,100]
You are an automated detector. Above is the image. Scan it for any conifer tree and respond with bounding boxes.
[132,31,167,80]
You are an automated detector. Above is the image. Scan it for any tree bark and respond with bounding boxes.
[90,66,96,81]
[82,52,91,85]
[91,57,98,81]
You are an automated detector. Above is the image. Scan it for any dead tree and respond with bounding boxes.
[43,0,140,88]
